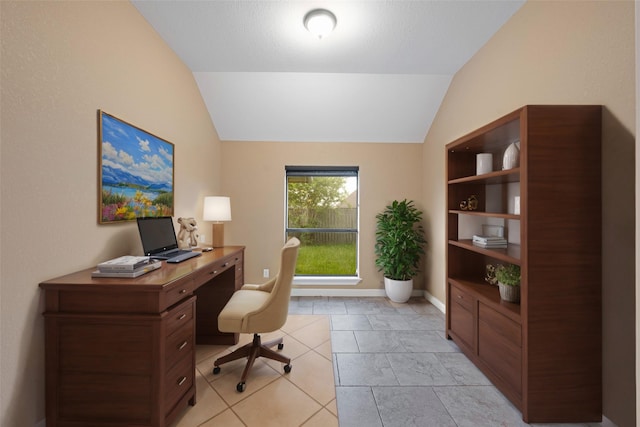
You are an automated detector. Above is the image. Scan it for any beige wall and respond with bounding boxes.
[220,141,424,288]
[423,1,635,426]
[0,2,221,425]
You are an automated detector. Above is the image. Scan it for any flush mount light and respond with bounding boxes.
[303,9,337,39]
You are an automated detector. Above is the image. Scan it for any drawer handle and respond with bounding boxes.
[179,289,187,294]
[178,341,188,350]
[178,314,187,320]
[177,376,187,386]
[224,262,229,267]
[214,270,218,274]
[209,270,215,275]
[458,295,463,299]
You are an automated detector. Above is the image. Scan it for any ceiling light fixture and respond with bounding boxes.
[303,9,337,39]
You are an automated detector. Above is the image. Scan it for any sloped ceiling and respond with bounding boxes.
[132,0,524,143]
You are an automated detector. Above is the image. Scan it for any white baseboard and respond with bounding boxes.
[423,290,446,313]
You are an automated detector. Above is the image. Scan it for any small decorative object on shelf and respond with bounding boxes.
[459,195,478,211]
[495,264,521,303]
[485,263,521,302]
[485,264,498,286]
[473,235,507,249]
[476,153,493,175]
[502,140,520,170]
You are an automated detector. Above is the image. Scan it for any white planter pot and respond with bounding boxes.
[384,277,413,303]
[498,282,521,303]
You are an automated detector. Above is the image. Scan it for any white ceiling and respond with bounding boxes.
[132,0,525,143]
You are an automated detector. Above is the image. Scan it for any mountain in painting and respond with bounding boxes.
[102,165,171,192]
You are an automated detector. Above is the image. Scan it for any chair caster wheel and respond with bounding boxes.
[278,343,284,350]
[284,364,292,374]
[237,382,246,392]
[213,366,221,375]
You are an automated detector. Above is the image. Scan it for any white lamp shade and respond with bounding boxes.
[203,196,232,222]
[304,9,337,39]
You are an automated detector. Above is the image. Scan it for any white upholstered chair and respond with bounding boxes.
[212,237,300,392]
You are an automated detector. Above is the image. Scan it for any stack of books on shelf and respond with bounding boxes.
[91,255,161,278]
[472,235,508,249]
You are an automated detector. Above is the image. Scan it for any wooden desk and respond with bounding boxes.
[39,246,244,427]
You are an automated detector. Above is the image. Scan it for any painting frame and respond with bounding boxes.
[98,110,175,224]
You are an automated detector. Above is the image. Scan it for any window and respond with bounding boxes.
[286,166,359,278]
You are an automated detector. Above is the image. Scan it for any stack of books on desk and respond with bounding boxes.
[92,256,161,278]
[472,235,508,249]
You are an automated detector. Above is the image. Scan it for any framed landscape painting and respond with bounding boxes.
[98,111,174,224]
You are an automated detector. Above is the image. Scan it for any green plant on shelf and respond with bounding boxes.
[485,263,520,287]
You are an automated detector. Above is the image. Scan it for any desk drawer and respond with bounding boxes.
[165,353,194,415]
[166,297,194,337]
[165,279,195,308]
[192,258,234,287]
[166,322,193,371]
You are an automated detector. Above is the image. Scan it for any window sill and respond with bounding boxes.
[292,276,362,286]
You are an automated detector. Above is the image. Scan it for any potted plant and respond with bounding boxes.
[375,199,427,303]
[495,263,521,303]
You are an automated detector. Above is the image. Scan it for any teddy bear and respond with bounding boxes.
[177,217,199,248]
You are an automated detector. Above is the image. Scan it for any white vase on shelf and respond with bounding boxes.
[476,153,493,175]
[502,141,520,170]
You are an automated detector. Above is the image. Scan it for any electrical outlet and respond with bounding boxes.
[263,269,269,278]
[199,234,205,243]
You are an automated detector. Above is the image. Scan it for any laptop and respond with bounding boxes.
[136,216,202,263]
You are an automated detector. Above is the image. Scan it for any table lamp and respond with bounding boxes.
[203,196,232,248]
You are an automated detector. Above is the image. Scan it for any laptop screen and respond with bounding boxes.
[137,216,179,256]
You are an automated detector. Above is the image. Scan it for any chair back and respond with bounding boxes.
[246,237,300,332]
[267,237,300,327]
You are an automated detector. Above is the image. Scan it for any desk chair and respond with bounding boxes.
[212,237,300,392]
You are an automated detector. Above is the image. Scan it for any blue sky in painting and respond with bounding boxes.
[101,113,173,190]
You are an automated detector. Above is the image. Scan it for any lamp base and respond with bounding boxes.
[211,223,225,248]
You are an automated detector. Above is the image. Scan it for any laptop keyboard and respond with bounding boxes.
[166,251,202,263]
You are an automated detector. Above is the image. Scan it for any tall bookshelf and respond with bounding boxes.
[445,105,602,423]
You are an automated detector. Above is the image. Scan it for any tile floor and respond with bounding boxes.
[170,296,608,427]
[170,311,337,427]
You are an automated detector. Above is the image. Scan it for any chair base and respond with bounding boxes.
[213,333,291,392]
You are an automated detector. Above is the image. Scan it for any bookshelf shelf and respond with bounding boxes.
[448,210,520,220]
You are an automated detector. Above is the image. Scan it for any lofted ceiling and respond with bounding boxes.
[132,1,525,143]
